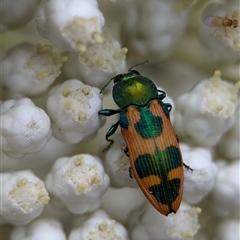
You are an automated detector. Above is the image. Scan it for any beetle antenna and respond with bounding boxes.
[128,60,150,71]
[100,76,115,94]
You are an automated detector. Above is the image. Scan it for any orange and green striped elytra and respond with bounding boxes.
[99,62,189,216]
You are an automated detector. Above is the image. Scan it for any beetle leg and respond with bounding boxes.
[98,109,121,116]
[176,135,179,142]
[129,167,134,178]
[183,163,193,171]
[124,147,129,157]
[157,90,166,100]
[165,103,172,112]
[103,121,120,151]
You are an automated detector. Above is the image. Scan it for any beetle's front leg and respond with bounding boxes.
[99,108,121,151]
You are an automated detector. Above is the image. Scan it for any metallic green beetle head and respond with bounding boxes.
[101,62,159,109]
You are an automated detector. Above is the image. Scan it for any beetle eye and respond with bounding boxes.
[113,74,123,83]
[131,70,140,75]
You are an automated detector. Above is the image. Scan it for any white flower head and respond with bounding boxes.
[130,202,200,240]
[104,132,138,188]
[62,32,127,91]
[212,160,240,218]
[216,106,240,160]
[215,219,240,240]
[45,154,110,214]
[1,0,41,33]
[47,79,105,143]
[69,210,129,240]
[0,170,50,226]
[1,43,66,98]
[180,143,218,204]
[35,0,105,52]
[101,187,146,225]
[121,0,189,62]
[10,218,66,240]
[0,98,51,158]
[173,71,239,147]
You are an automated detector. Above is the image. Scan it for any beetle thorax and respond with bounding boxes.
[112,77,158,109]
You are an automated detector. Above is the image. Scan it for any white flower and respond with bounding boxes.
[173,71,239,147]
[46,79,105,143]
[121,0,190,62]
[0,98,51,158]
[216,106,240,160]
[10,218,66,240]
[62,32,127,91]
[45,154,110,214]
[129,202,201,240]
[103,132,138,188]
[180,143,218,204]
[1,0,41,33]
[101,187,146,225]
[200,0,240,62]
[211,160,240,218]
[220,61,240,83]
[35,0,105,51]
[0,170,50,226]
[214,219,240,240]
[1,42,66,98]
[69,210,129,240]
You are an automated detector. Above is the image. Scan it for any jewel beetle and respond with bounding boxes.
[98,62,191,216]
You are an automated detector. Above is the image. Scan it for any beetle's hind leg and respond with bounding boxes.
[124,147,129,157]
[183,163,193,171]
[129,167,134,178]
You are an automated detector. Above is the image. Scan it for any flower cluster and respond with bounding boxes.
[1,0,239,239]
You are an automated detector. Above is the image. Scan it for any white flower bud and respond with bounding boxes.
[0,170,50,226]
[121,0,190,62]
[62,32,127,91]
[180,143,218,204]
[69,210,129,240]
[1,0,41,33]
[0,98,51,158]
[1,43,65,98]
[35,0,104,51]
[174,71,239,147]
[10,218,66,240]
[212,160,240,218]
[45,154,110,214]
[47,80,105,143]
[130,202,201,240]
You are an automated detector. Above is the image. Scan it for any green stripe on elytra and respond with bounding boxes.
[119,104,163,138]
[134,146,182,204]
[134,106,163,138]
